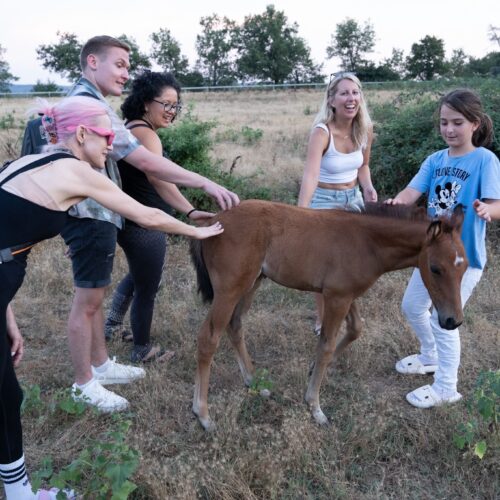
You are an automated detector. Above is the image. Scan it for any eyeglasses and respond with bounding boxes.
[152,99,183,114]
[84,126,115,146]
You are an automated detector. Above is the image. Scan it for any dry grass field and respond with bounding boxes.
[1,90,498,499]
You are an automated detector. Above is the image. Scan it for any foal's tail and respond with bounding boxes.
[189,240,214,303]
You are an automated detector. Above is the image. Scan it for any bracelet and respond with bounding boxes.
[186,208,198,217]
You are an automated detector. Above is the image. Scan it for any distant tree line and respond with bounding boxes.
[1,5,499,92]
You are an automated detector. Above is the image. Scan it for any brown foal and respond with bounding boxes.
[190,200,467,430]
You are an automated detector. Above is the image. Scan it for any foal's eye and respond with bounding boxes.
[430,265,441,275]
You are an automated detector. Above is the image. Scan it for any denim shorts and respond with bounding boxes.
[60,218,117,288]
[310,186,364,212]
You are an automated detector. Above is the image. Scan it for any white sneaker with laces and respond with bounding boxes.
[71,379,129,413]
[92,356,146,385]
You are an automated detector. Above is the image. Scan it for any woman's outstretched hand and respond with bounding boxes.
[193,221,224,239]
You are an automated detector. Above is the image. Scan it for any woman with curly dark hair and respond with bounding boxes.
[105,71,213,363]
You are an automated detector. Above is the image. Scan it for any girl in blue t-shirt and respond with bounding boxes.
[386,89,500,409]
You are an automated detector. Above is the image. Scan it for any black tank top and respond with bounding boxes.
[117,121,172,226]
[0,153,75,251]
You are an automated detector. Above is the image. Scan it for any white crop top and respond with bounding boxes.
[315,123,364,184]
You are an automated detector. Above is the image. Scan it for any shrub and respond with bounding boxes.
[0,113,15,130]
[454,370,499,459]
[240,125,263,145]
[32,415,140,499]
[158,111,275,212]
[215,125,263,145]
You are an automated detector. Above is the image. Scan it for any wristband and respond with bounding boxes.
[186,208,198,217]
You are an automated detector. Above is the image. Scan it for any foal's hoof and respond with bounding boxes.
[200,417,216,432]
[312,408,329,426]
[192,407,216,432]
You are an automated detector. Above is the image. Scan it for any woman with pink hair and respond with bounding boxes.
[0,96,223,499]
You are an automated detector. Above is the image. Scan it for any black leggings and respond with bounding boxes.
[0,262,25,464]
[111,224,167,346]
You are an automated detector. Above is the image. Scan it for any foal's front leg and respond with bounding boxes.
[305,296,352,425]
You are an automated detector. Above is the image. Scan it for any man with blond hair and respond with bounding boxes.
[22,35,239,412]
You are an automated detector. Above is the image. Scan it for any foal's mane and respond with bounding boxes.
[363,202,428,222]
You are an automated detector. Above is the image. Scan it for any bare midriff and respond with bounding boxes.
[317,179,358,190]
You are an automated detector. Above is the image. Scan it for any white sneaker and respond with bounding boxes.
[92,357,146,385]
[71,379,129,413]
[35,487,76,499]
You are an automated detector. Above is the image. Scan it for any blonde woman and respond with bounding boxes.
[297,72,377,336]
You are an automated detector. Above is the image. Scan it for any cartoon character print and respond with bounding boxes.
[428,181,462,216]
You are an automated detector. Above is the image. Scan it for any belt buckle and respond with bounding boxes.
[0,248,13,264]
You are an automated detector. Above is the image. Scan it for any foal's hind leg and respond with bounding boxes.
[333,300,363,359]
[193,295,241,431]
[305,295,352,425]
[226,276,264,387]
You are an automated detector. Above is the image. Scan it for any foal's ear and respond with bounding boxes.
[450,204,465,234]
[426,220,442,241]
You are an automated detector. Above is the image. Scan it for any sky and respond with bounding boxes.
[1,0,498,85]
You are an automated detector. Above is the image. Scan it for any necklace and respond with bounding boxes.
[331,123,350,140]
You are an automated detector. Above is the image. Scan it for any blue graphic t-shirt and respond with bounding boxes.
[409,147,500,269]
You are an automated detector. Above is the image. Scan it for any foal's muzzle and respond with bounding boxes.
[440,317,463,330]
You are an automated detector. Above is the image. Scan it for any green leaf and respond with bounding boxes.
[453,434,466,449]
[110,479,137,500]
[474,440,487,459]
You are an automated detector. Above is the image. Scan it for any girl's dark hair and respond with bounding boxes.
[121,70,181,121]
[438,89,494,147]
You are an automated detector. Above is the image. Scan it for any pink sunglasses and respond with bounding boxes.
[83,126,115,146]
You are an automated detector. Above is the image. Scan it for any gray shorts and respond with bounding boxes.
[61,218,117,288]
[310,186,364,212]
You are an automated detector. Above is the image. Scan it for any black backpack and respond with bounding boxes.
[21,91,98,156]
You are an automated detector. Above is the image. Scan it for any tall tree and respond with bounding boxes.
[117,34,151,80]
[383,48,405,77]
[405,35,446,80]
[467,51,500,76]
[36,32,82,82]
[235,5,321,84]
[196,14,237,86]
[150,28,189,78]
[447,48,469,77]
[326,18,375,72]
[488,25,500,47]
[0,45,18,92]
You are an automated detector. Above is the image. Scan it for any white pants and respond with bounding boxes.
[401,267,483,395]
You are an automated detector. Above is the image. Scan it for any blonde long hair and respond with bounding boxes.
[313,73,371,150]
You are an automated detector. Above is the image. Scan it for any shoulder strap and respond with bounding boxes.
[0,153,76,187]
[127,123,154,131]
[125,119,154,131]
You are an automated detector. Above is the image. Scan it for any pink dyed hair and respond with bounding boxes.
[32,96,110,148]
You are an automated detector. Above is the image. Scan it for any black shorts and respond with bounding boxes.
[61,218,117,288]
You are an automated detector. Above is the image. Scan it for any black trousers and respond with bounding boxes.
[0,260,26,463]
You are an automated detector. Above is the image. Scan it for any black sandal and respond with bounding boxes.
[131,344,175,364]
[121,330,133,342]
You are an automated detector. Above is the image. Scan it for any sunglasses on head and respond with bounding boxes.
[329,71,356,84]
[83,126,115,146]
